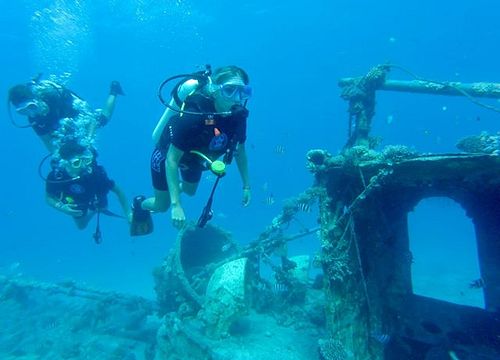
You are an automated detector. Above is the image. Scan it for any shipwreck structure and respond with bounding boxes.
[309,64,500,359]
[150,65,500,359]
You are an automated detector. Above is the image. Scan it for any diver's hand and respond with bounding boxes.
[57,203,84,217]
[171,204,186,229]
[242,187,251,207]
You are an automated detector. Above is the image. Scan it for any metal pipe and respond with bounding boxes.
[339,78,500,99]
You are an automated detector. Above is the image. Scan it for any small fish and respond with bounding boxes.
[297,202,312,213]
[263,194,275,206]
[216,212,227,219]
[221,243,232,252]
[273,281,288,294]
[386,114,394,125]
[371,333,391,345]
[442,106,448,111]
[275,145,286,155]
[469,278,485,289]
[262,182,269,192]
[41,317,60,330]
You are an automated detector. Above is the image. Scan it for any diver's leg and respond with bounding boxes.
[100,81,124,124]
[101,94,116,120]
[181,181,199,196]
[142,190,170,212]
[180,167,201,196]
[141,148,170,212]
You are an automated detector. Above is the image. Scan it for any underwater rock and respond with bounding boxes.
[306,149,335,172]
[381,145,418,163]
[318,338,349,360]
[200,258,250,339]
[342,145,380,167]
[456,132,500,154]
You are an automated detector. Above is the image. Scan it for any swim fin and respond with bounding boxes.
[130,195,154,236]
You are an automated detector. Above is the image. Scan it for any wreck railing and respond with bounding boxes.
[339,64,500,148]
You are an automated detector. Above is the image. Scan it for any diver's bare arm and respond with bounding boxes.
[235,143,250,189]
[110,184,132,220]
[152,101,177,144]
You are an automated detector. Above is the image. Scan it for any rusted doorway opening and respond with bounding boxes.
[408,197,484,308]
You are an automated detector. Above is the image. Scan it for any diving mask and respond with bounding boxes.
[69,153,93,169]
[217,83,252,102]
[16,99,47,117]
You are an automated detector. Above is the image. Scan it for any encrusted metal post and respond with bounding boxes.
[339,65,389,149]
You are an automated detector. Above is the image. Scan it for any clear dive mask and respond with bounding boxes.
[69,154,93,169]
[217,83,252,102]
[16,100,44,117]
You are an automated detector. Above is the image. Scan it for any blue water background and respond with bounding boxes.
[0,1,498,300]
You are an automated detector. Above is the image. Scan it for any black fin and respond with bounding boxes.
[130,195,154,236]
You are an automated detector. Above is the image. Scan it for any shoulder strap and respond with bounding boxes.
[171,71,210,108]
[183,93,215,113]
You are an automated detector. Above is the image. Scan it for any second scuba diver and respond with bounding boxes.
[7,77,124,152]
[132,65,252,231]
[45,139,131,243]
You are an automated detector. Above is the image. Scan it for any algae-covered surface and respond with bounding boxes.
[0,275,159,360]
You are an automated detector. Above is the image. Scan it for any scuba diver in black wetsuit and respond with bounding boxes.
[45,139,131,242]
[132,65,252,233]
[7,77,124,152]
